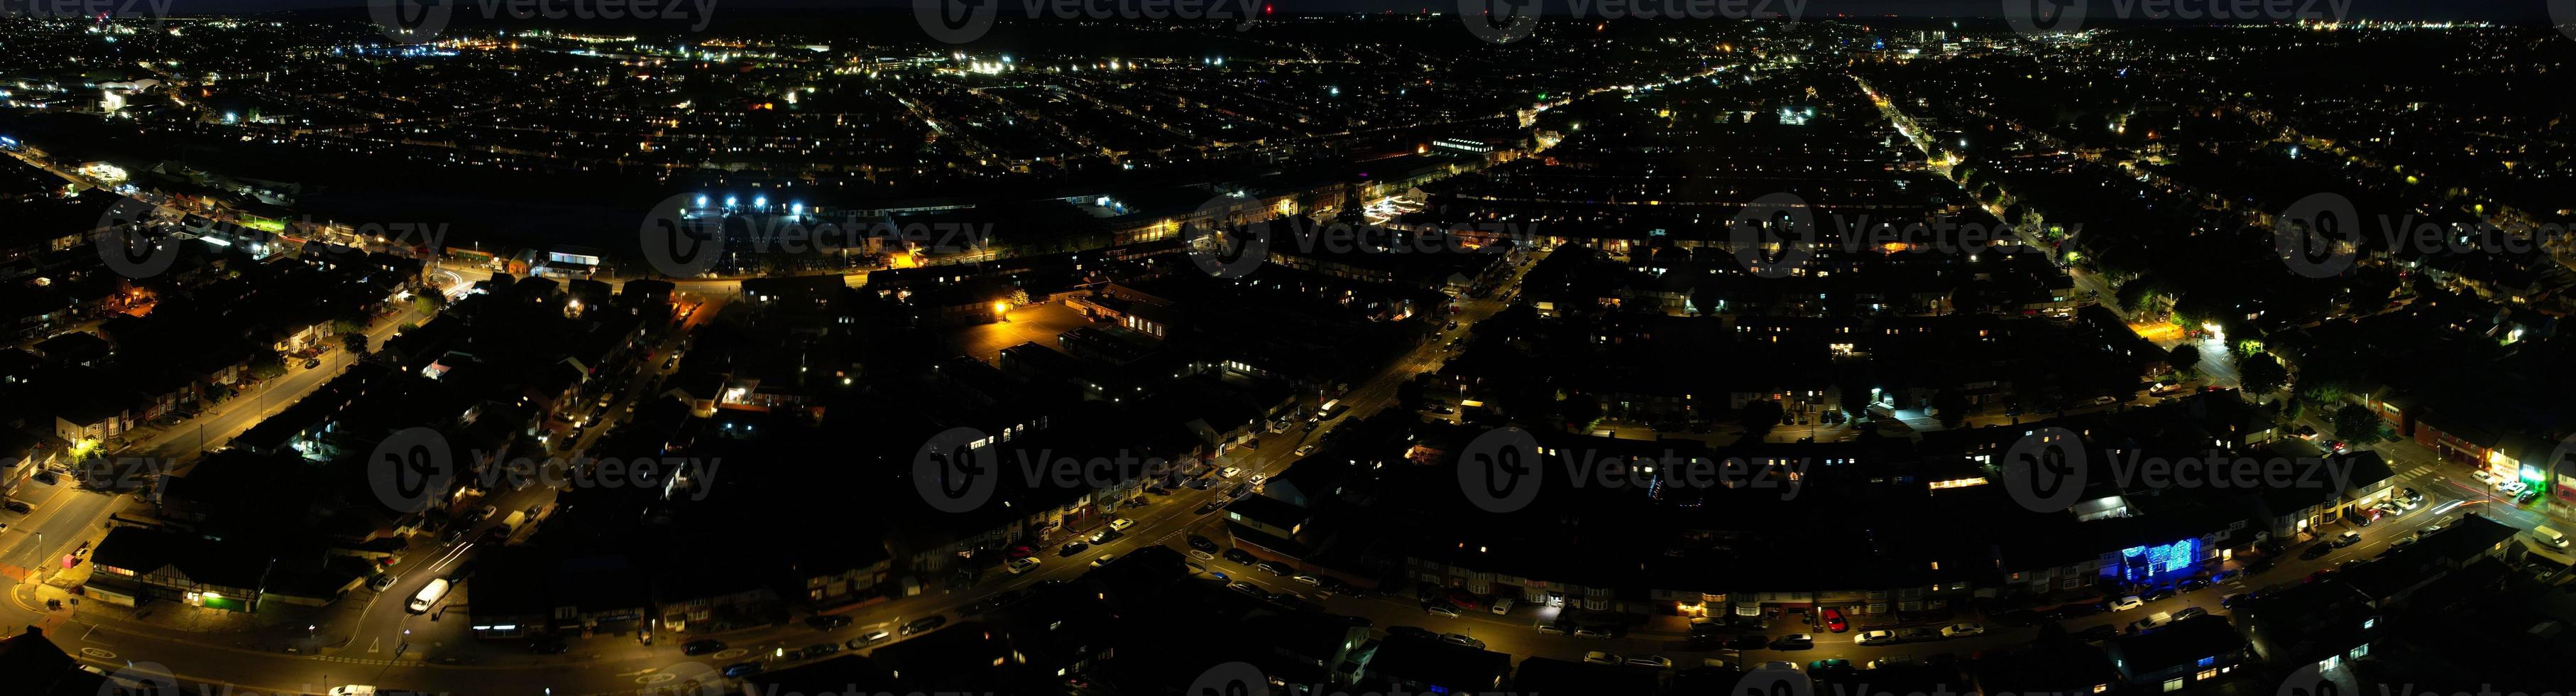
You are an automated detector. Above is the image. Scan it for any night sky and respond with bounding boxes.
[163,0,2551,22]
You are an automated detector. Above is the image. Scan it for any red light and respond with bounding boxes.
[1264,4,1273,14]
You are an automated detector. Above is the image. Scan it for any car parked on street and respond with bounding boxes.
[1855,630,1900,646]
[1940,622,1985,638]
[1819,608,1848,633]
[2108,596,2145,612]
[1769,634,1815,650]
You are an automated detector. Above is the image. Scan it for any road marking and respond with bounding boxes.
[368,636,380,653]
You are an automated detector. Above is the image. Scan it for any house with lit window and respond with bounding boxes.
[2105,615,2247,691]
[86,527,272,612]
[2230,579,2377,675]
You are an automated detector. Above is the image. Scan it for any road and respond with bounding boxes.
[0,249,1535,695]
[3,240,2563,693]
[0,300,427,572]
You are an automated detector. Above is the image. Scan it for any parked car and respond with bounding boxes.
[1222,548,1256,564]
[720,661,762,678]
[1940,622,1985,638]
[2173,607,2209,621]
[1624,655,1674,669]
[1769,634,1816,651]
[2300,543,2336,560]
[2176,577,2208,592]
[1056,541,1090,558]
[1107,517,1134,531]
[681,639,726,656]
[1855,630,1900,646]
[368,574,400,592]
[1292,575,1322,586]
[1819,607,1848,633]
[1423,604,1462,618]
[1440,634,1486,649]
[1188,535,1219,552]
[2108,596,2145,612]
[900,616,946,636]
[1574,626,1616,639]
[1536,623,1572,636]
[1295,445,1316,456]
[1582,651,1621,665]
[804,615,851,631]
[804,642,841,657]
[1254,561,1290,576]
[2333,531,2364,548]
[1006,557,1041,575]
[847,631,890,648]
[1219,467,1242,479]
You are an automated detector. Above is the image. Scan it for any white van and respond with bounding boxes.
[407,578,449,614]
[1490,597,1515,615]
[2533,526,2569,549]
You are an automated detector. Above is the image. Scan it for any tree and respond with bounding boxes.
[2333,404,2381,443]
[1931,390,1971,429]
[1561,394,1605,433]
[2239,354,2288,396]
[1740,400,1784,438]
[249,354,285,380]
[2166,344,2203,376]
[343,332,371,357]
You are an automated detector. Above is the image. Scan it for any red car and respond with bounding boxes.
[1820,608,1848,633]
